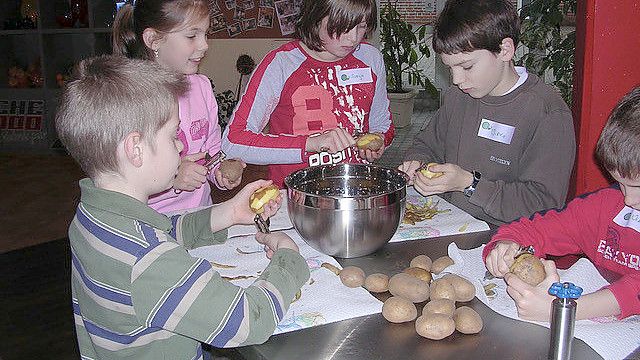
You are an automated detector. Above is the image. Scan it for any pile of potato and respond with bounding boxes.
[323,254,483,340]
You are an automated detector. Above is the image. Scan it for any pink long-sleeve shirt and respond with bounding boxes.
[149,74,221,214]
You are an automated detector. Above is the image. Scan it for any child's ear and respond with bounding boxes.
[498,38,516,62]
[123,132,144,168]
[142,28,162,53]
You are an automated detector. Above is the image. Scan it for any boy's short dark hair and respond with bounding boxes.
[433,0,520,55]
[55,55,188,179]
[596,85,640,179]
[295,0,377,52]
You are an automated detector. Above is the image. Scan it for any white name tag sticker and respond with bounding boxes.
[337,68,373,86]
[477,118,516,144]
[613,206,640,233]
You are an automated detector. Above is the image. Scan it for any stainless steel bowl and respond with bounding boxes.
[284,163,407,258]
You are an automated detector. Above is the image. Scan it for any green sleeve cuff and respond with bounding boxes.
[180,207,229,249]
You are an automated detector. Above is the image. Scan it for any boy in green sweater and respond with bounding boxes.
[55,55,309,360]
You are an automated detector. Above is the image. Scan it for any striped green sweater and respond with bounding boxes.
[70,179,309,359]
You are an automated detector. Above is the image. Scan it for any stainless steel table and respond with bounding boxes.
[232,230,637,360]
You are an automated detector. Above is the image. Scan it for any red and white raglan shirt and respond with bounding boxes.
[221,40,394,187]
[483,185,640,318]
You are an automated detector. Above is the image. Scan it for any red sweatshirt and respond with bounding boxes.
[221,40,394,187]
[483,185,640,318]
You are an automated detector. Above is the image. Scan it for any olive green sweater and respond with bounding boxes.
[406,72,575,225]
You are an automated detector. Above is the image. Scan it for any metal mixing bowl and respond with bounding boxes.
[284,163,407,258]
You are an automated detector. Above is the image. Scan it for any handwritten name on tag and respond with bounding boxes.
[477,118,515,145]
[613,206,640,233]
[337,68,373,87]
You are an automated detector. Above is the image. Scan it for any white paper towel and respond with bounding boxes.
[390,187,490,242]
[444,243,640,360]
[188,229,382,335]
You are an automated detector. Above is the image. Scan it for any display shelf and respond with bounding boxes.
[1,0,116,151]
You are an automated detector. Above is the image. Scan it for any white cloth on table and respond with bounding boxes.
[444,243,640,360]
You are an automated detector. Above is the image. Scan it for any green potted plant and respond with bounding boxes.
[380,0,438,127]
[517,0,576,105]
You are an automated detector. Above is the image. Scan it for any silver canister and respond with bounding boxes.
[548,282,583,360]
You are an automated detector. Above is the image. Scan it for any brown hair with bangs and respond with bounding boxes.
[113,0,210,60]
[296,0,377,52]
[596,85,640,179]
[55,55,188,179]
[433,0,520,55]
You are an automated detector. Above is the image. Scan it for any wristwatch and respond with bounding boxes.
[463,170,482,197]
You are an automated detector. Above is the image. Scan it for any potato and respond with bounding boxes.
[364,273,389,293]
[382,296,418,323]
[403,267,432,283]
[443,274,476,302]
[218,159,244,183]
[453,306,483,334]
[419,163,444,179]
[409,254,432,272]
[415,313,455,340]
[355,133,384,151]
[431,256,454,274]
[429,278,457,301]
[388,273,430,303]
[249,184,280,214]
[509,253,546,286]
[339,266,366,288]
[422,298,456,317]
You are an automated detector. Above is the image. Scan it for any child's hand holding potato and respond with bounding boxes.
[412,163,473,196]
[210,180,281,232]
[503,259,560,321]
[214,159,246,190]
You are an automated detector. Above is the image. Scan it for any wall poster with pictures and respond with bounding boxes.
[207,0,301,38]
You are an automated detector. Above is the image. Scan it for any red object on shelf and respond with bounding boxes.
[571,0,640,197]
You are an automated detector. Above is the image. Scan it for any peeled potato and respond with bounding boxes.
[355,133,384,151]
[442,274,476,302]
[219,159,244,183]
[409,254,432,272]
[249,185,280,214]
[339,266,366,288]
[415,313,455,340]
[422,298,456,317]
[453,306,483,334]
[388,273,430,303]
[382,296,418,323]
[431,256,454,274]
[419,163,443,179]
[364,273,389,293]
[403,267,433,283]
[509,253,546,286]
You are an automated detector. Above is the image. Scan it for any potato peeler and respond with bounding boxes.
[254,215,271,234]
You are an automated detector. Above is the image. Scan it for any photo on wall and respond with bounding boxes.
[227,21,243,37]
[258,7,275,28]
[243,17,257,31]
